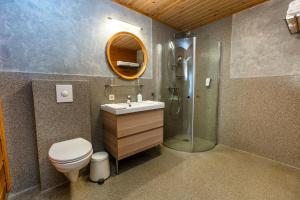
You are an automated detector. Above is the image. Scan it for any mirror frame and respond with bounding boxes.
[106,31,148,80]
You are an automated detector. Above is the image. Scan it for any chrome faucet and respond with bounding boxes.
[127,95,132,107]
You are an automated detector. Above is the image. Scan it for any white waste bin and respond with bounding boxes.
[90,152,110,182]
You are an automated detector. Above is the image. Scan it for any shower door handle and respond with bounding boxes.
[205,78,212,87]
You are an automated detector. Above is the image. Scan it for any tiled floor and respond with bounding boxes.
[11,145,300,200]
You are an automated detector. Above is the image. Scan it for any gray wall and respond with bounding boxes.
[0,0,153,78]
[231,0,300,78]
[193,0,300,168]
[0,0,176,195]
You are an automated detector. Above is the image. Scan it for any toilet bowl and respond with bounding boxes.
[49,138,93,182]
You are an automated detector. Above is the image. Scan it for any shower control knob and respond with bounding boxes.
[187,96,190,99]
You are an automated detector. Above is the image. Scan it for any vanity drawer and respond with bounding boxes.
[117,109,163,138]
[117,127,163,160]
[102,109,164,139]
[103,131,118,159]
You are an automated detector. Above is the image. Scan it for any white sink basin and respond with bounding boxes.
[101,100,165,115]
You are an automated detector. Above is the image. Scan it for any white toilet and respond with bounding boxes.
[48,137,93,182]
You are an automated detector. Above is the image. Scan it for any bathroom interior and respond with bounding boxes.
[0,0,299,199]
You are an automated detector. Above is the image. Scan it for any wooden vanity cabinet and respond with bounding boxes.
[102,109,163,173]
[0,100,12,200]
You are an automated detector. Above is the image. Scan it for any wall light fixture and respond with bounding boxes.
[107,17,143,31]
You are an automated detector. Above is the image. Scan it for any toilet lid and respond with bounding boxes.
[49,138,92,163]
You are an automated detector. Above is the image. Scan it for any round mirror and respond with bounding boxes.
[106,32,148,80]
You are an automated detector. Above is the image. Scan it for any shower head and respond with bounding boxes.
[174,32,194,39]
[169,41,174,50]
[177,56,183,62]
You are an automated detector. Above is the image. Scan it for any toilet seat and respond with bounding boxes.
[49,138,92,164]
[50,149,93,164]
[51,149,93,172]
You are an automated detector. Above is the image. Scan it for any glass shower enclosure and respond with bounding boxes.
[162,33,221,152]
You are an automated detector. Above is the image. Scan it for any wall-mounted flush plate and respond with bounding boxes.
[56,85,73,103]
[109,94,115,101]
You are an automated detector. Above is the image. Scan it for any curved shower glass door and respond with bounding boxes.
[162,37,196,152]
[162,35,220,152]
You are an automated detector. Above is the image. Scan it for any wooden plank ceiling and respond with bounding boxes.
[113,0,269,31]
